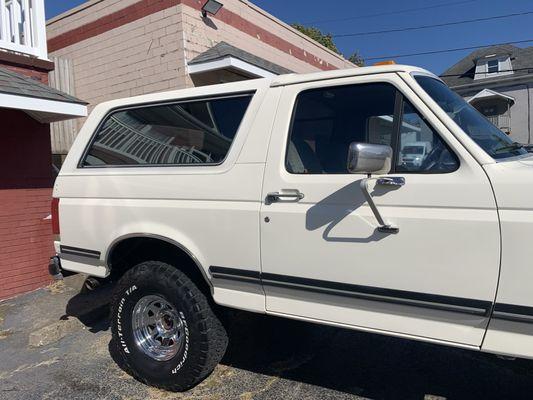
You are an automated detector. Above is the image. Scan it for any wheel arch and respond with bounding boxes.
[106,233,213,295]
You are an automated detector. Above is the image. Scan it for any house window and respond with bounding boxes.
[487,59,499,74]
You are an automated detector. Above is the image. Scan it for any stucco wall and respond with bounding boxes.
[500,85,531,144]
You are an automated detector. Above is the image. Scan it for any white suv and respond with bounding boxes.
[50,65,533,391]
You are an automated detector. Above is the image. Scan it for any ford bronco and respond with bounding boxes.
[49,65,533,391]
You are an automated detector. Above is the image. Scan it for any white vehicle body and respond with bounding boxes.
[53,65,533,360]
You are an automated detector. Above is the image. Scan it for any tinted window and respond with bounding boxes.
[82,95,252,167]
[414,76,527,160]
[286,83,397,174]
[286,83,458,174]
[397,101,458,173]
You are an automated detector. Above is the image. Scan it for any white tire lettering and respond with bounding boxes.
[116,288,136,354]
[172,312,190,374]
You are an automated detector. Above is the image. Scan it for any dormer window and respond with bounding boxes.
[474,55,513,80]
[487,59,499,74]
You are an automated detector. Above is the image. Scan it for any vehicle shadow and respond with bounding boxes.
[220,310,533,400]
[70,278,533,399]
[306,179,396,243]
[62,278,112,333]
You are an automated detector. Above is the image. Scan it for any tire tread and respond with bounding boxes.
[110,261,228,391]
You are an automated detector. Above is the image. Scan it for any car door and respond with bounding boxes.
[259,73,500,346]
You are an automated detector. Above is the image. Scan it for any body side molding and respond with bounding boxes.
[208,266,493,317]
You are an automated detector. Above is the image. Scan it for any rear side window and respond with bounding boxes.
[81,94,252,167]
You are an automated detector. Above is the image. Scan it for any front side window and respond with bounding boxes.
[286,82,458,174]
[397,101,458,173]
[286,83,396,174]
[81,94,252,167]
[414,75,527,160]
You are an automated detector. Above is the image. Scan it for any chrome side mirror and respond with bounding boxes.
[347,142,393,175]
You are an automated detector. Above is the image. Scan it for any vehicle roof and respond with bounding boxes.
[96,65,436,110]
[270,64,435,87]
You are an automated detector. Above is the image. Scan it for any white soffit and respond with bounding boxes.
[0,92,87,122]
[188,56,277,78]
[467,88,515,104]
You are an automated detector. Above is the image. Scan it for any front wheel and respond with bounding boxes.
[110,261,228,391]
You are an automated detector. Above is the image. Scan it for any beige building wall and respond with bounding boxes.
[46,0,352,148]
[179,0,353,86]
[47,4,185,109]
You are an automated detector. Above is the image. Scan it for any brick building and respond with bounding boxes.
[0,0,87,299]
[46,0,353,159]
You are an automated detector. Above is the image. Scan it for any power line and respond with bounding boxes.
[334,11,533,38]
[440,67,533,77]
[303,0,478,25]
[365,39,533,61]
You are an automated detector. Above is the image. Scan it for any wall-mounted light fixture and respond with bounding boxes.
[201,0,223,18]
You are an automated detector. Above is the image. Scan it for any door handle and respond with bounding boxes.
[266,189,304,204]
[376,177,405,187]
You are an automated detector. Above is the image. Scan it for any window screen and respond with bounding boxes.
[81,94,252,167]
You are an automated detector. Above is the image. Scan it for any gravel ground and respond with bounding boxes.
[2,274,533,400]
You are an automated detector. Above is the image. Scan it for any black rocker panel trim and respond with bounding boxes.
[208,266,492,316]
[492,303,533,323]
[60,245,101,259]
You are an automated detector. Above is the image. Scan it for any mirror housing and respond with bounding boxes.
[347,142,393,175]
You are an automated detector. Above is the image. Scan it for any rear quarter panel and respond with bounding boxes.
[54,81,280,313]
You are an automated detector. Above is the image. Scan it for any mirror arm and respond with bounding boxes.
[360,178,399,234]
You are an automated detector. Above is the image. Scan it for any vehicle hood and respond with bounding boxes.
[518,155,533,167]
[483,155,533,209]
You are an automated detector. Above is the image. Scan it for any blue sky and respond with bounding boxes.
[45,0,533,74]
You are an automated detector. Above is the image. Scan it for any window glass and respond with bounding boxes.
[397,101,458,173]
[415,75,527,159]
[487,59,499,74]
[286,83,397,174]
[82,95,252,167]
[286,82,457,174]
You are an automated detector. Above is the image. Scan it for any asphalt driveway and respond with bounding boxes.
[1,274,533,400]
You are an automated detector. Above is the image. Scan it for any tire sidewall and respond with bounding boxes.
[112,269,200,386]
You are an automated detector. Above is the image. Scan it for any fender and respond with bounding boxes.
[105,232,213,292]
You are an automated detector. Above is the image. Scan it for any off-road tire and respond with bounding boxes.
[110,261,228,391]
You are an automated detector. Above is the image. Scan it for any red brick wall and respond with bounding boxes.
[1,64,49,84]
[0,109,54,299]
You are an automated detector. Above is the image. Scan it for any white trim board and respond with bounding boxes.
[467,88,515,104]
[0,92,87,122]
[187,56,277,78]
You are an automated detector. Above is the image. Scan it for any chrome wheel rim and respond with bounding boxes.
[132,295,184,361]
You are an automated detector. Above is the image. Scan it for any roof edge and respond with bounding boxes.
[46,0,105,25]
[237,0,352,65]
[271,65,432,87]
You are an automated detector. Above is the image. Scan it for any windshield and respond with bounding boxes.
[414,75,527,160]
